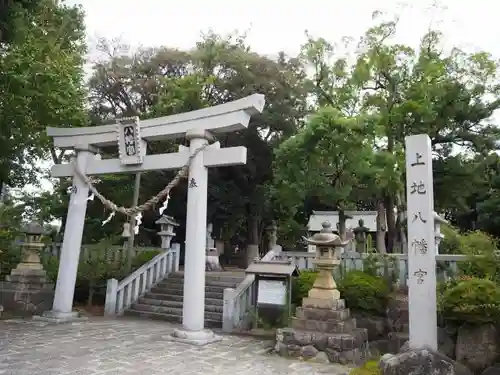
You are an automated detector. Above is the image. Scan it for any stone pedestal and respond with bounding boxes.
[275,221,369,365]
[0,221,55,316]
[276,299,369,365]
[0,269,54,316]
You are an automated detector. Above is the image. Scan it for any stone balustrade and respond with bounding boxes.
[282,251,468,287]
[104,244,180,316]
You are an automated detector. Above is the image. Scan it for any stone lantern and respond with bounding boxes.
[14,221,45,272]
[274,221,368,363]
[433,212,448,254]
[0,221,55,315]
[155,215,179,249]
[302,221,350,307]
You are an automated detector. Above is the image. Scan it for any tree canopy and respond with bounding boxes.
[0,0,87,189]
[4,8,500,255]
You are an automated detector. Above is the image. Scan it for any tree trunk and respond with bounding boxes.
[384,194,396,253]
[376,200,387,254]
[395,191,407,254]
[338,210,347,240]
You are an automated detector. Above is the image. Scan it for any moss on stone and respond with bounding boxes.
[349,360,381,375]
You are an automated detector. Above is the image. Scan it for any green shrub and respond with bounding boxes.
[291,270,318,306]
[42,255,60,283]
[439,225,463,254]
[440,225,498,255]
[0,245,22,278]
[338,270,390,315]
[440,226,500,282]
[130,250,161,272]
[350,360,381,375]
[439,278,500,325]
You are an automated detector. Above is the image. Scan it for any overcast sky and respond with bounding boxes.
[69,0,499,58]
[27,0,500,195]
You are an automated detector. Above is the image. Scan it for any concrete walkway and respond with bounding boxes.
[0,318,350,375]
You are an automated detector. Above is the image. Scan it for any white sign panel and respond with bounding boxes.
[257,280,286,305]
[405,134,437,351]
[117,116,144,165]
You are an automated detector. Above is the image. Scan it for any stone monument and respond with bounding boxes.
[0,222,54,315]
[275,222,369,365]
[353,219,369,253]
[405,134,437,351]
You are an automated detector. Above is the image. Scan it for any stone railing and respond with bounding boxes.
[222,245,282,332]
[104,244,180,316]
[282,251,468,287]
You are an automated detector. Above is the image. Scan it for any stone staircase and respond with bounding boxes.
[124,270,245,327]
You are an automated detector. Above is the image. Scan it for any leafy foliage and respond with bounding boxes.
[0,0,87,188]
[291,270,318,306]
[440,225,500,281]
[439,278,500,325]
[294,13,500,251]
[338,270,390,315]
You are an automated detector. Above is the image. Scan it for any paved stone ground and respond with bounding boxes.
[0,317,350,375]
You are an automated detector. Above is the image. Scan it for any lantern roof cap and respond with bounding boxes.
[22,221,44,235]
[303,221,350,247]
[155,215,179,226]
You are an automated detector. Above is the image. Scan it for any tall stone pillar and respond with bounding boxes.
[35,146,95,323]
[171,129,222,345]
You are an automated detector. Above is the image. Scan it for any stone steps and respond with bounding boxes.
[124,309,222,328]
[145,293,223,306]
[148,289,224,300]
[125,271,244,327]
[138,298,223,312]
[153,284,230,293]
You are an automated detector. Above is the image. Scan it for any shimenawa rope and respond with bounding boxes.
[72,144,208,218]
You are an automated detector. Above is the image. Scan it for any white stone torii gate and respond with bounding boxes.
[38,94,265,345]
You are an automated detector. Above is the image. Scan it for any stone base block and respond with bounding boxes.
[166,328,223,346]
[302,297,345,310]
[32,310,88,324]
[388,332,409,354]
[380,349,472,375]
[0,280,54,315]
[295,306,351,321]
[308,288,340,301]
[9,268,46,276]
[291,317,356,333]
[275,327,369,366]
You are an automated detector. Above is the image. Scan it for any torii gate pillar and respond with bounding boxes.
[174,129,213,342]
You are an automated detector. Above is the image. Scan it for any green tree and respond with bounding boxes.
[69,33,308,258]
[0,0,87,189]
[274,108,378,240]
[300,13,500,251]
